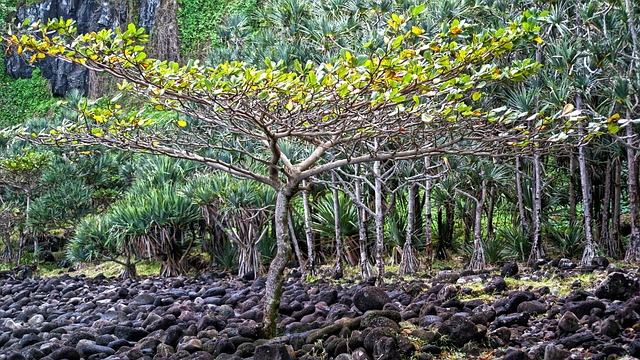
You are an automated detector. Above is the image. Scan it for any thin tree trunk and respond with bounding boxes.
[464,178,487,270]
[626,108,640,261]
[528,151,544,266]
[579,97,596,266]
[515,157,528,231]
[301,180,315,275]
[331,172,343,278]
[569,154,578,225]
[263,187,292,338]
[486,185,496,239]
[354,164,373,279]
[424,157,434,270]
[611,158,622,258]
[400,183,419,275]
[374,158,385,284]
[288,211,305,273]
[600,159,612,255]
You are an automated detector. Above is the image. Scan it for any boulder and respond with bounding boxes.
[438,315,485,347]
[596,272,638,301]
[353,287,390,312]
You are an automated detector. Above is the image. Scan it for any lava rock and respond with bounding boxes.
[558,311,580,333]
[353,287,390,312]
[543,344,571,360]
[595,272,639,301]
[438,315,485,347]
[254,343,291,360]
[501,262,519,278]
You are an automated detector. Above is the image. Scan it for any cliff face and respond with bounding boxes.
[6,0,166,97]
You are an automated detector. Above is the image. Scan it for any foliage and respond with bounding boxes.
[177,0,257,57]
[0,63,55,127]
[498,226,531,262]
[547,221,586,259]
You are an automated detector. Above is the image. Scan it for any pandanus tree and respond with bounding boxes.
[186,173,276,278]
[6,9,549,336]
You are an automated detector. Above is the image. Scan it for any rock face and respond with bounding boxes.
[6,0,165,96]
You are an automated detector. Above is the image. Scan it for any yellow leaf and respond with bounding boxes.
[608,113,620,122]
[16,45,22,55]
[561,103,574,116]
[472,92,482,101]
[533,37,543,44]
[177,120,187,127]
[29,54,37,63]
[411,26,425,35]
[37,52,45,59]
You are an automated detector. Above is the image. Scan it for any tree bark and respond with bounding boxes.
[600,158,612,256]
[288,211,305,273]
[263,187,292,338]
[515,157,528,231]
[374,158,385,283]
[400,183,419,275]
[611,157,622,258]
[528,151,544,266]
[625,108,640,261]
[301,180,315,275]
[569,154,577,225]
[331,172,343,278]
[578,97,596,266]
[424,157,434,269]
[354,164,373,279]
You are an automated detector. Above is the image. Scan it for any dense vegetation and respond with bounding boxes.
[1,0,639,337]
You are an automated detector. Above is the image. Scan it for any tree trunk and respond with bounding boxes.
[424,157,434,270]
[400,183,419,275]
[288,211,305,273]
[611,158,622,258]
[331,172,343,278]
[374,159,385,283]
[120,258,137,279]
[600,158,612,256]
[579,98,596,266]
[569,154,577,225]
[625,108,640,261]
[469,179,487,270]
[1,222,12,262]
[354,164,373,279]
[515,157,528,231]
[301,180,315,275]
[263,187,292,338]
[528,151,544,266]
[486,185,496,239]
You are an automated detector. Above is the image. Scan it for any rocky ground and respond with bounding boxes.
[0,258,639,360]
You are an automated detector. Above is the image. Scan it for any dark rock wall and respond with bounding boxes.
[6,0,164,97]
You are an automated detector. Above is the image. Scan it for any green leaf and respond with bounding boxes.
[472,92,482,101]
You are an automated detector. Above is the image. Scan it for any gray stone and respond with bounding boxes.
[558,311,580,333]
[353,286,390,312]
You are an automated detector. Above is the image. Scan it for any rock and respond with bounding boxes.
[49,346,81,360]
[254,344,291,360]
[517,300,546,315]
[595,272,638,301]
[558,331,594,349]
[437,284,458,300]
[543,344,571,360]
[557,258,576,270]
[501,262,519,277]
[563,300,606,318]
[503,349,527,360]
[113,326,149,342]
[599,317,622,338]
[438,315,485,347]
[353,287,390,312]
[495,313,529,327]
[373,336,399,360]
[558,311,580,333]
[352,347,371,360]
[590,256,609,268]
[76,339,116,357]
[178,338,203,352]
[484,275,507,293]
[18,333,43,348]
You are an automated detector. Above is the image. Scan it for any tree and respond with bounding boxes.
[6,10,546,337]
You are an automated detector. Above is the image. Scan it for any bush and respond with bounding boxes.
[499,226,531,262]
[0,61,55,127]
[547,221,585,258]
